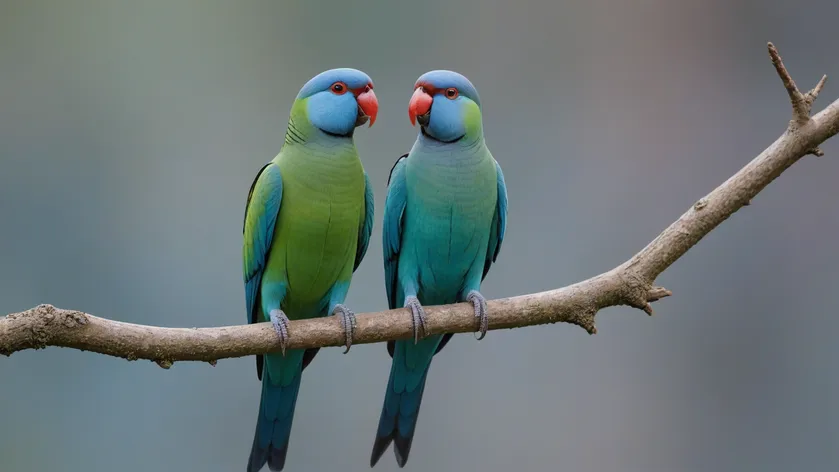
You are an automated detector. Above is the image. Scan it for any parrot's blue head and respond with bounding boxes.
[295,68,379,137]
[408,70,483,143]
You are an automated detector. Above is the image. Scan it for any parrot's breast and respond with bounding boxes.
[264,148,365,316]
[402,147,497,304]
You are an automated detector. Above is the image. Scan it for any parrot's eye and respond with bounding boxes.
[445,88,459,99]
[330,82,348,95]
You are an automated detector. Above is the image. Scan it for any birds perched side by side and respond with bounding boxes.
[241,68,378,472]
[370,69,508,468]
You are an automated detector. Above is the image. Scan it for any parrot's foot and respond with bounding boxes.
[404,296,428,344]
[269,309,291,355]
[331,304,357,354]
[467,290,490,340]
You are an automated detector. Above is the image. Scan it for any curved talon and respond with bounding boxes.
[467,290,489,340]
[269,309,291,355]
[332,304,357,354]
[404,296,427,344]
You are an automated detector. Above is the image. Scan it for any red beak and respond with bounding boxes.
[408,87,433,126]
[355,88,378,127]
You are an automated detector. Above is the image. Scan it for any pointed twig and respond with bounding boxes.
[768,42,808,123]
[808,75,828,104]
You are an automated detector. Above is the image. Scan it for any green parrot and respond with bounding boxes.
[242,68,378,472]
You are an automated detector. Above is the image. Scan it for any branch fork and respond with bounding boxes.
[768,41,827,128]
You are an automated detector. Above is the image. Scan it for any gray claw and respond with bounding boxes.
[404,296,427,344]
[467,290,489,340]
[332,304,357,354]
[269,309,291,355]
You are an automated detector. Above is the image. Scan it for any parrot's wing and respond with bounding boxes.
[242,161,284,379]
[382,154,408,310]
[382,155,409,359]
[353,171,375,272]
[482,159,508,281]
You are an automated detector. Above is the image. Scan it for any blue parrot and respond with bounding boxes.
[242,68,378,472]
[370,70,508,467]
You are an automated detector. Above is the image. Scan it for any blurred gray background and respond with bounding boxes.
[2,0,839,471]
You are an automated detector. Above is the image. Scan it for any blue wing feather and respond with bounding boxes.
[354,171,375,272]
[242,162,284,380]
[382,155,409,311]
[482,159,508,281]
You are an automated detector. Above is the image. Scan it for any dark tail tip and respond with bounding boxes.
[370,434,393,467]
[247,441,289,472]
[267,444,289,471]
[393,434,414,467]
[247,442,267,472]
[370,432,414,468]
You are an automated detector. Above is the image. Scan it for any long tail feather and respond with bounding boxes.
[371,338,439,468]
[247,368,302,472]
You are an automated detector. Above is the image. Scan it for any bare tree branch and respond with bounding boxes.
[2,43,838,368]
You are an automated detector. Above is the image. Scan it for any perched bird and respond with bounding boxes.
[370,70,508,467]
[242,68,378,472]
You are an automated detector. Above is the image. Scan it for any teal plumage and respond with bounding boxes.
[371,70,508,467]
[242,68,378,472]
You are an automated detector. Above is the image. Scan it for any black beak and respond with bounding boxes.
[354,105,370,127]
[416,111,430,127]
